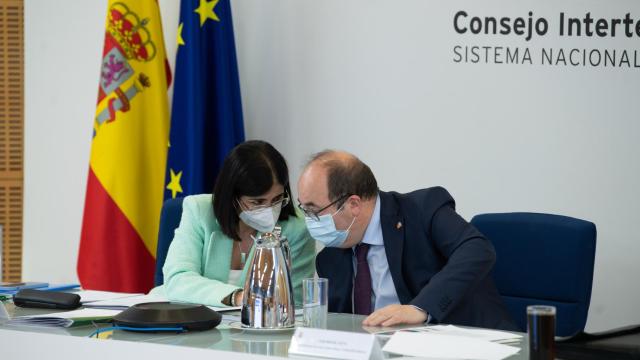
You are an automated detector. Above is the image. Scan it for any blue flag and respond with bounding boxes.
[165,0,245,200]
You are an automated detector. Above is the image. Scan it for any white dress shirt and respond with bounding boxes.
[352,195,400,311]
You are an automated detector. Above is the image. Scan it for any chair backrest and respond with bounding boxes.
[470,212,596,337]
[154,197,184,286]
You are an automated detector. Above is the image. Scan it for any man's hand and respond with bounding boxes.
[362,304,428,327]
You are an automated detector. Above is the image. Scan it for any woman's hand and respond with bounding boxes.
[233,290,244,306]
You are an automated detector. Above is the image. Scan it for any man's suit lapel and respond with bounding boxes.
[316,247,353,313]
[379,191,412,304]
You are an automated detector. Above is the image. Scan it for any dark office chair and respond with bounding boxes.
[154,197,185,286]
[471,212,596,337]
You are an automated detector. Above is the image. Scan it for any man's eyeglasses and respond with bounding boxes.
[298,194,350,221]
[238,192,290,212]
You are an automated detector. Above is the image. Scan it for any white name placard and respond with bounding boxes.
[288,327,378,360]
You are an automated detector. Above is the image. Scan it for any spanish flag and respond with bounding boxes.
[78,0,171,293]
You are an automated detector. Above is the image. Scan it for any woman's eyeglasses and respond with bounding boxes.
[239,192,290,212]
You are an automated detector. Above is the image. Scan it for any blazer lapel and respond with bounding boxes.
[316,247,353,313]
[379,191,412,304]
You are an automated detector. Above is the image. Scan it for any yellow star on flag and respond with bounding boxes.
[194,0,220,26]
[166,169,184,199]
[177,22,185,46]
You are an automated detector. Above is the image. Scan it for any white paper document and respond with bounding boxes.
[382,331,520,360]
[0,300,9,322]
[8,308,122,328]
[289,327,381,360]
[82,294,169,309]
[211,305,241,313]
[84,293,240,313]
[77,290,142,304]
[423,325,523,342]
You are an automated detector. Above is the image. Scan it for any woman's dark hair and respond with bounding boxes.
[213,140,296,240]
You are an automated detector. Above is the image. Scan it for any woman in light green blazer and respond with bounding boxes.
[152,141,315,307]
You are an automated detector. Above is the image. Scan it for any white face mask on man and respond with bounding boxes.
[239,204,282,233]
[305,204,356,247]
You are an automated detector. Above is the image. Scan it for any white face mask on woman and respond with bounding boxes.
[239,204,282,233]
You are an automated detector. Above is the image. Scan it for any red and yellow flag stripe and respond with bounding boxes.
[78,0,171,293]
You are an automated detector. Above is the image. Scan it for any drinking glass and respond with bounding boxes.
[302,278,328,328]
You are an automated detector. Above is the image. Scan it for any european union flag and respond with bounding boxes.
[165,0,245,200]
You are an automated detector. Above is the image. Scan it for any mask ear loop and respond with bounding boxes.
[335,197,358,231]
[235,197,250,214]
[345,214,357,232]
[331,197,349,217]
[271,202,283,224]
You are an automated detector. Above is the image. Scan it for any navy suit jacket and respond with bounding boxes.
[316,187,518,331]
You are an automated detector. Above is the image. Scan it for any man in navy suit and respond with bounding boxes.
[297,150,517,330]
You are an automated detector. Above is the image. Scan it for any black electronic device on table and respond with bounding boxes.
[113,302,222,331]
[13,289,81,310]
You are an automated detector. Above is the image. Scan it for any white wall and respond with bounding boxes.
[24,0,640,332]
[23,0,179,286]
[24,0,103,286]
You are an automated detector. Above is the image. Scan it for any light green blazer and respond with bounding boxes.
[151,194,315,307]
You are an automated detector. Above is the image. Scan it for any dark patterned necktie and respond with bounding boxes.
[354,243,372,315]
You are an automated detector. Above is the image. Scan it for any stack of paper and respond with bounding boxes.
[39,284,81,292]
[83,293,241,313]
[423,324,523,343]
[382,326,522,360]
[0,300,9,321]
[8,308,122,328]
[0,282,49,295]
[0,283,83,295]
[82,293,170,309]
[77,290,143,305]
